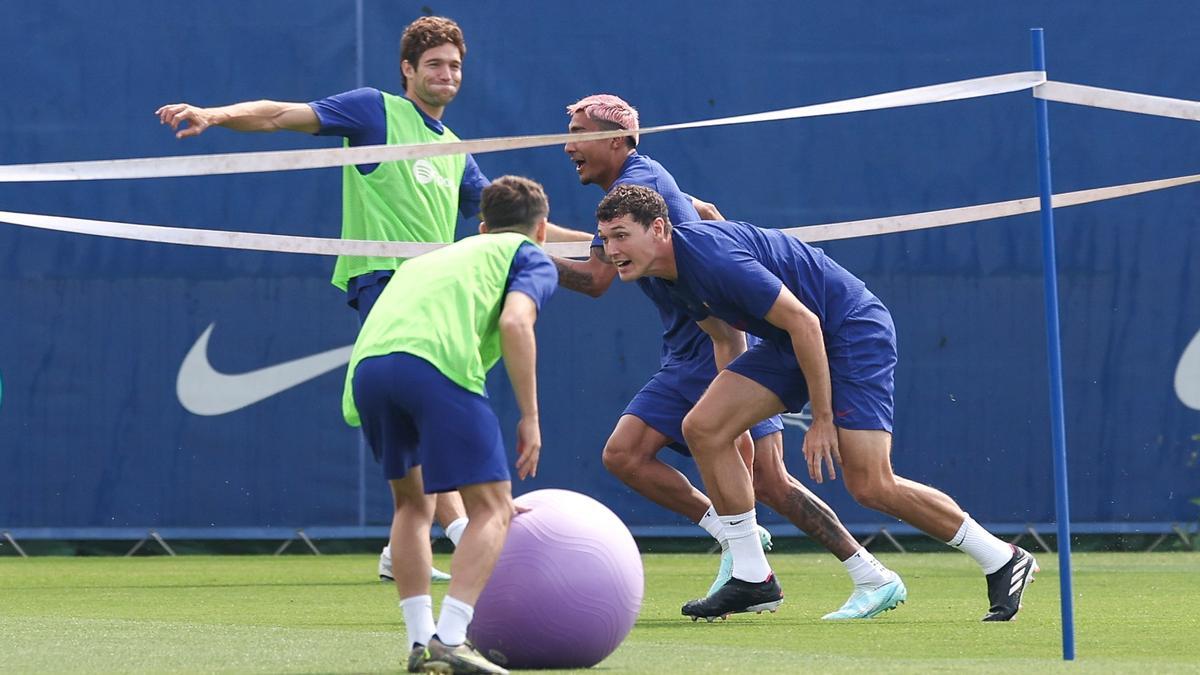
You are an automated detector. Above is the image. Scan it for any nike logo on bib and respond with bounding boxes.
[1176,327,1200,411]
[176,323,353,416]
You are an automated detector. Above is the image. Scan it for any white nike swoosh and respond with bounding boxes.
[1175,327,1200,411]
[176,323,353,416]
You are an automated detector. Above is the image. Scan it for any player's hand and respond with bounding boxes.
[156,103,216,139]
[692,197,725,221]
[513,415,541,480]
[803,417,841,483]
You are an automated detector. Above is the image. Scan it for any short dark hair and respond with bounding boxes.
[400,16,466,89]
[596,184,670,231]
[481,176,549,234]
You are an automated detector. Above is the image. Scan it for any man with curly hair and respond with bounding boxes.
[596,184,1038,623]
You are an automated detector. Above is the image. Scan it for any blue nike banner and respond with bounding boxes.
[1,1,1198,535]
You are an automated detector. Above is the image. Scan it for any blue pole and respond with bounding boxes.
[1030,27,1075,661]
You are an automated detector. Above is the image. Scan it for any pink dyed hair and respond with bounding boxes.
[566,94,640,148]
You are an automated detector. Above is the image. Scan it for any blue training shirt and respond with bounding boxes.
[589,154,717,384]
[507,242,559,311]
[664,220,868,348]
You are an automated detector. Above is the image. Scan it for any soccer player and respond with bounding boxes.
[156,16,590,584]
[555,95,905,619]
[595,184,1038,622]
[343,175,556,674]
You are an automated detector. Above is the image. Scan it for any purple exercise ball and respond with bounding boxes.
[467,489,644,669]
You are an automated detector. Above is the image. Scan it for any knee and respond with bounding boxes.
[393,494,435,524]
[601,440,641,478]
[461,489,512,528]
[681,413,728,454]
[845,475,894,512]
[392,483,432,511]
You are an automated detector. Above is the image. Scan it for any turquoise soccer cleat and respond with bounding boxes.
[821,573,908,619]
[706,526,774,597]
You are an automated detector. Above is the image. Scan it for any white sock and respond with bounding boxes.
[946,515,1014,574]
[843,548,892,588]
[719,509,771,582]
[381,544,392,563]
[697,506,727,550]
[444,517,469,548]
[435,595,474,647]
[399,595,436,648]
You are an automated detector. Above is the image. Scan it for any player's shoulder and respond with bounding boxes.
[616,153,673,185]
[674,222,753,271]
[327,86,385,105]
[514,238,552,261]
[674,219,730,242]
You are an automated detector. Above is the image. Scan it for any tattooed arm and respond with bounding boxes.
[552,245,618,298]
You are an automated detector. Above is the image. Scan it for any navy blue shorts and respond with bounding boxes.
[348,270,394,323]
[623,367,784,456]
[727,294,896,432]
[351,352,511,492]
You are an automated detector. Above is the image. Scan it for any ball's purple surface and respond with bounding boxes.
[467,489,644,669]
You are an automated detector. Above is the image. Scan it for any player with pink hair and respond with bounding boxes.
[554,93,908,620]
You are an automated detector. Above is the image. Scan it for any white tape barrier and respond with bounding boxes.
[1035,82,1200,122]
[4,171,1198,259]
[0,72,1044,183]
[782,172,1200,243]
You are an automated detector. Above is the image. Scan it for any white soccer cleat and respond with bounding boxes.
[378,545,451,583]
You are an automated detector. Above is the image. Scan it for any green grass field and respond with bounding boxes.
[2,551,1197,673]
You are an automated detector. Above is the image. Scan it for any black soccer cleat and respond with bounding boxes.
[982,545,1039,621]
[682,574,783,621]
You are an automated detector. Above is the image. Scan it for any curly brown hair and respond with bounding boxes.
[596,184,671,231]
[399,16,466,89]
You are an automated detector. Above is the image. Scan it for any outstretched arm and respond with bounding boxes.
[499,291,542,480]
[544,222,595,243]
[763,286,838,483]
[552,245,618,298]
[157,100,319,138]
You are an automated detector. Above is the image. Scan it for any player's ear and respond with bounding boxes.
[653,217,667,239]
[534,218,547,245]
[479,221,488,235]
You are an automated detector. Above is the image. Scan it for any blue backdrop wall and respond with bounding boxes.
[2,1,1198,536]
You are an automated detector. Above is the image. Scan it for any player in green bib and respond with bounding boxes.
[157,16,590,589]
[346,176,557,675]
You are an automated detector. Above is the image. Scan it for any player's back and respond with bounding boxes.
[673,220,868,338]
[343,233,539,424]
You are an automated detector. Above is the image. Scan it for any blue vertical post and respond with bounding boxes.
[1030,27,1075,661]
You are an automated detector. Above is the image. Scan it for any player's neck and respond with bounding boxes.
[598,151,636,192]
[647,243,678,281]
[407,92,445,120]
